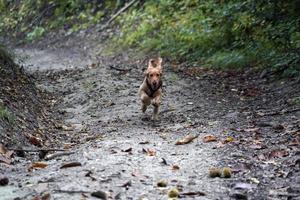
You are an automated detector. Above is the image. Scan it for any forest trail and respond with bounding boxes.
[2,31,300,200]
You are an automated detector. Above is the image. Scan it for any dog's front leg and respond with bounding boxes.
[140,91,151,113]
[151,96,161,120]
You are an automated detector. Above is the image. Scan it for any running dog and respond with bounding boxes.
[138,57,163,120]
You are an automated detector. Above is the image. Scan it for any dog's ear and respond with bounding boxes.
[157,57,163,72]
[148,57,162,69]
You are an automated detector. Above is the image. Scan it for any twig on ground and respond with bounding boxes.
[109,65,132,72]
[53,189,90,194]
[45,151,75,160]
[7,148,66,152]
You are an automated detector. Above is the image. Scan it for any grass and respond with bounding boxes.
[0,105,15,124]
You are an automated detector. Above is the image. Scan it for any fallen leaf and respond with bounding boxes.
[60,162,82,169]
[143,148,156,156]
[223,137,234,143]
[0,143,7,154]
[63,143,73,149]
[28,135,42,146]
[203,135,217,143]
[175,135,198,145]
[28,162,48,171]
[89,63,97,69]
[0,155,11,165]
[172,165,180,170]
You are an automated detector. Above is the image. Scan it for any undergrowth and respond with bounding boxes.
[0,104,14,124]
[0,0,125,41]
[112,0,300,77]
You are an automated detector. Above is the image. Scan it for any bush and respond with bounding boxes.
[113,0,300,77]
[0,0,121,38]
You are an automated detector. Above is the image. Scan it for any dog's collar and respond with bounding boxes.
[146,78,162,97]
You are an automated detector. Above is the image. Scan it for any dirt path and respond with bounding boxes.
[2,31,300,200]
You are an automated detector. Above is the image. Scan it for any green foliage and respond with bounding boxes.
[0,0,118,38]
[0,105,15,124]
[113,0,300,77]
[26,26,45,41]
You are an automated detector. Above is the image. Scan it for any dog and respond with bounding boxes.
[138,57,163,120]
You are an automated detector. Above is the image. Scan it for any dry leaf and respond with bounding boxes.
[0,145,14,165]
[28,135,42,146]
[28,162,48,171]
[89,63,97,68]
[175,135,198,145]
[63,143,73,149]
[0,143,7,154]
[0,155,11,165]
[60,162,82,169]
[145,148,156,156]
[172,165,180,170]
[203,135,217,143]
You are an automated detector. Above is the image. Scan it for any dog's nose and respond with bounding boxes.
[153,81,157,86]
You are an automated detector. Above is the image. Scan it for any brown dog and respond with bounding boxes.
[138,57,163,120]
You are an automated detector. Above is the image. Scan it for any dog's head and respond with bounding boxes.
[145,57,163,90]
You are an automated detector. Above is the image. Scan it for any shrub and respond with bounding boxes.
[113,0,300,77]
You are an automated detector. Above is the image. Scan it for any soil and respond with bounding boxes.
[0,28,299,200]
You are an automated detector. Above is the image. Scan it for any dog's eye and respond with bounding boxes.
[150,74,154,77]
